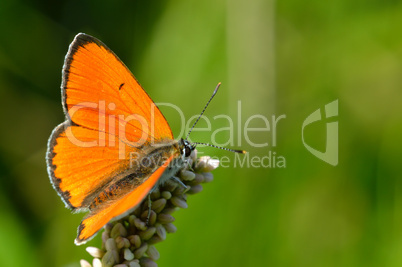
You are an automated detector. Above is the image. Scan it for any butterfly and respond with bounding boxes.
[46,33,244,245]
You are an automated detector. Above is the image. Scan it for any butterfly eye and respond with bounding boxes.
[184,146,192,157]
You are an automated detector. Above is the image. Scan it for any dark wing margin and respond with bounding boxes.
[46,121,75,209]
[61,33,105,120]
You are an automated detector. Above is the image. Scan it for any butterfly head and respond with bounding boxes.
[179,138,196,159]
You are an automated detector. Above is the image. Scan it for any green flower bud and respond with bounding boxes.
[146,245,160,261]
[124,248,135,261]
[171,196,188,209]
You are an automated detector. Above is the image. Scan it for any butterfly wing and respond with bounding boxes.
[47,122,141,210]
[62,33,173,142]
[75,154,175,245]
[47,34,174,216]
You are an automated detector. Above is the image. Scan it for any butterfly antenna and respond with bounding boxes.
[193,142,247,154]
[185,83,221,140]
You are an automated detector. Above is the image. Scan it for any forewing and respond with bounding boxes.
[62,33,173,144]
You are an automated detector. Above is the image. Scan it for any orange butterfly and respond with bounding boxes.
[46,33,244,245]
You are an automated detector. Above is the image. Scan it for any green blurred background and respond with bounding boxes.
[1,0,402,266]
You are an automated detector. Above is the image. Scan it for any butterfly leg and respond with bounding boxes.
[146,186,158,224]
[186,160,195,172]
[170,176,190,193]
[146,193,152,224]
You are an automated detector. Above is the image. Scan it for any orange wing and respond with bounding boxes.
[75,154,175,245]
[47,122,141,210]
[62,33,173,143]
[47,33,173,211]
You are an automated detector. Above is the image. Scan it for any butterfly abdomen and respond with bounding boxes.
[88,179,131,210]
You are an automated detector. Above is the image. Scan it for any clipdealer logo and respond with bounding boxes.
[302,100,339,166]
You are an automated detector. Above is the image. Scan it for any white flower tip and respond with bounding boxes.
[85,247,104,258]
[208,158,220,169]
[92,258,102,267]
[199,156,219,171]
[80,259,92,267]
